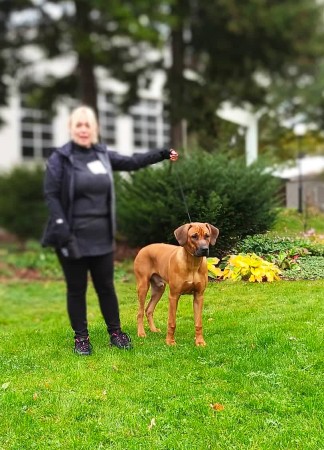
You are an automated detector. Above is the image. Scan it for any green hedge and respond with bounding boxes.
[0,165,47,241]
[115,151,281,256]
[0,152,281,254]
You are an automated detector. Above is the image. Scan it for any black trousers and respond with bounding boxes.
[57,252,121,338]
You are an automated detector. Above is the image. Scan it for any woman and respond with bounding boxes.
[42,105,178,355]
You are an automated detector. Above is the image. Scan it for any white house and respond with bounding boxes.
[0,65,170,171]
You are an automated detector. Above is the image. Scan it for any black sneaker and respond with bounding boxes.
[74,336,92,355]
[110,331,133,350]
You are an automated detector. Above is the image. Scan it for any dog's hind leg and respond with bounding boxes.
[145,275,166,333]
[136,277,150,337]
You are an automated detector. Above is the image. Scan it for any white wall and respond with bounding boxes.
[116,116,133,155]
[52,103,70,147]
[0,94,21,171]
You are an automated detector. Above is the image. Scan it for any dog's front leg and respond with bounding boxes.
[193,292,206,346]
[166,293,180,345]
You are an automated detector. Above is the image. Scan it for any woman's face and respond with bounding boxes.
[70,110,97,147]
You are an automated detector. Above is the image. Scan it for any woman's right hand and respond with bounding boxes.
[169,149,178,161]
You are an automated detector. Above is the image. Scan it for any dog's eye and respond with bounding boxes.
[205,234,210,239]
[191,233,199,239]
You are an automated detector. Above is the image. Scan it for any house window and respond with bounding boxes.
[130,99,170,151]
[20,105,53,159]
[98,93,117,147]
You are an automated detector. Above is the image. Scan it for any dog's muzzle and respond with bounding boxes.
[195,246,209,257]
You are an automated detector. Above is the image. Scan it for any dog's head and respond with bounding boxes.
[174,223,219,257]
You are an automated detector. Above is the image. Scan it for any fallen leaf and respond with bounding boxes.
[148,418,156,430]
[1,382,10,390]
[210,403,225,411]
[33,393,38,400]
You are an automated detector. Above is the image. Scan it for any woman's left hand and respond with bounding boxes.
[169,149,179,161]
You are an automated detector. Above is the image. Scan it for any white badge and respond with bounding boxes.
[87,160,107,175]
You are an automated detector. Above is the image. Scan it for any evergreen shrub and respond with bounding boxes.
[0,165,46,240]
[115,151,281,256]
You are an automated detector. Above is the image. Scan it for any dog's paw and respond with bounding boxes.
[137,330,147,338]
[195,339,206,347]
[166,338,176,346]
[150,327,161,333]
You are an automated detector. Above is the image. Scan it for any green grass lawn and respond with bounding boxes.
[1,277,323,450]
[271,208,324,236]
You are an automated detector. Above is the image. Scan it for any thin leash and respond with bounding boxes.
[170,161,192,223]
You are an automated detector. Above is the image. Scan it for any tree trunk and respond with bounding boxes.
[169,2,186,149]
[77,54,98,114]
[74,0,98,115]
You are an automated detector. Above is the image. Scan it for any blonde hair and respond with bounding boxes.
[69,105,99,144]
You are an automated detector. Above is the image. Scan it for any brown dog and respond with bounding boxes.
[134,223,219,346]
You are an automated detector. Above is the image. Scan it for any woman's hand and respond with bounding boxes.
[169,149,179,161]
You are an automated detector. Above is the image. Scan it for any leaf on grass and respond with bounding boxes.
[210,403,225,411]
[1,382,10,390]
[148,418,156,430]
[33,392,38,400]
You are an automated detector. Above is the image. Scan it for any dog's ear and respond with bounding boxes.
[206,224,219,245]
[174,224,191,246]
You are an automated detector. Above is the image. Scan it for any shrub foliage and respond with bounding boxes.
[222,253,281,282]
[284,256,324,280]
[0,165,46,240]
[236,233,324,257]
[115,152,280,255]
